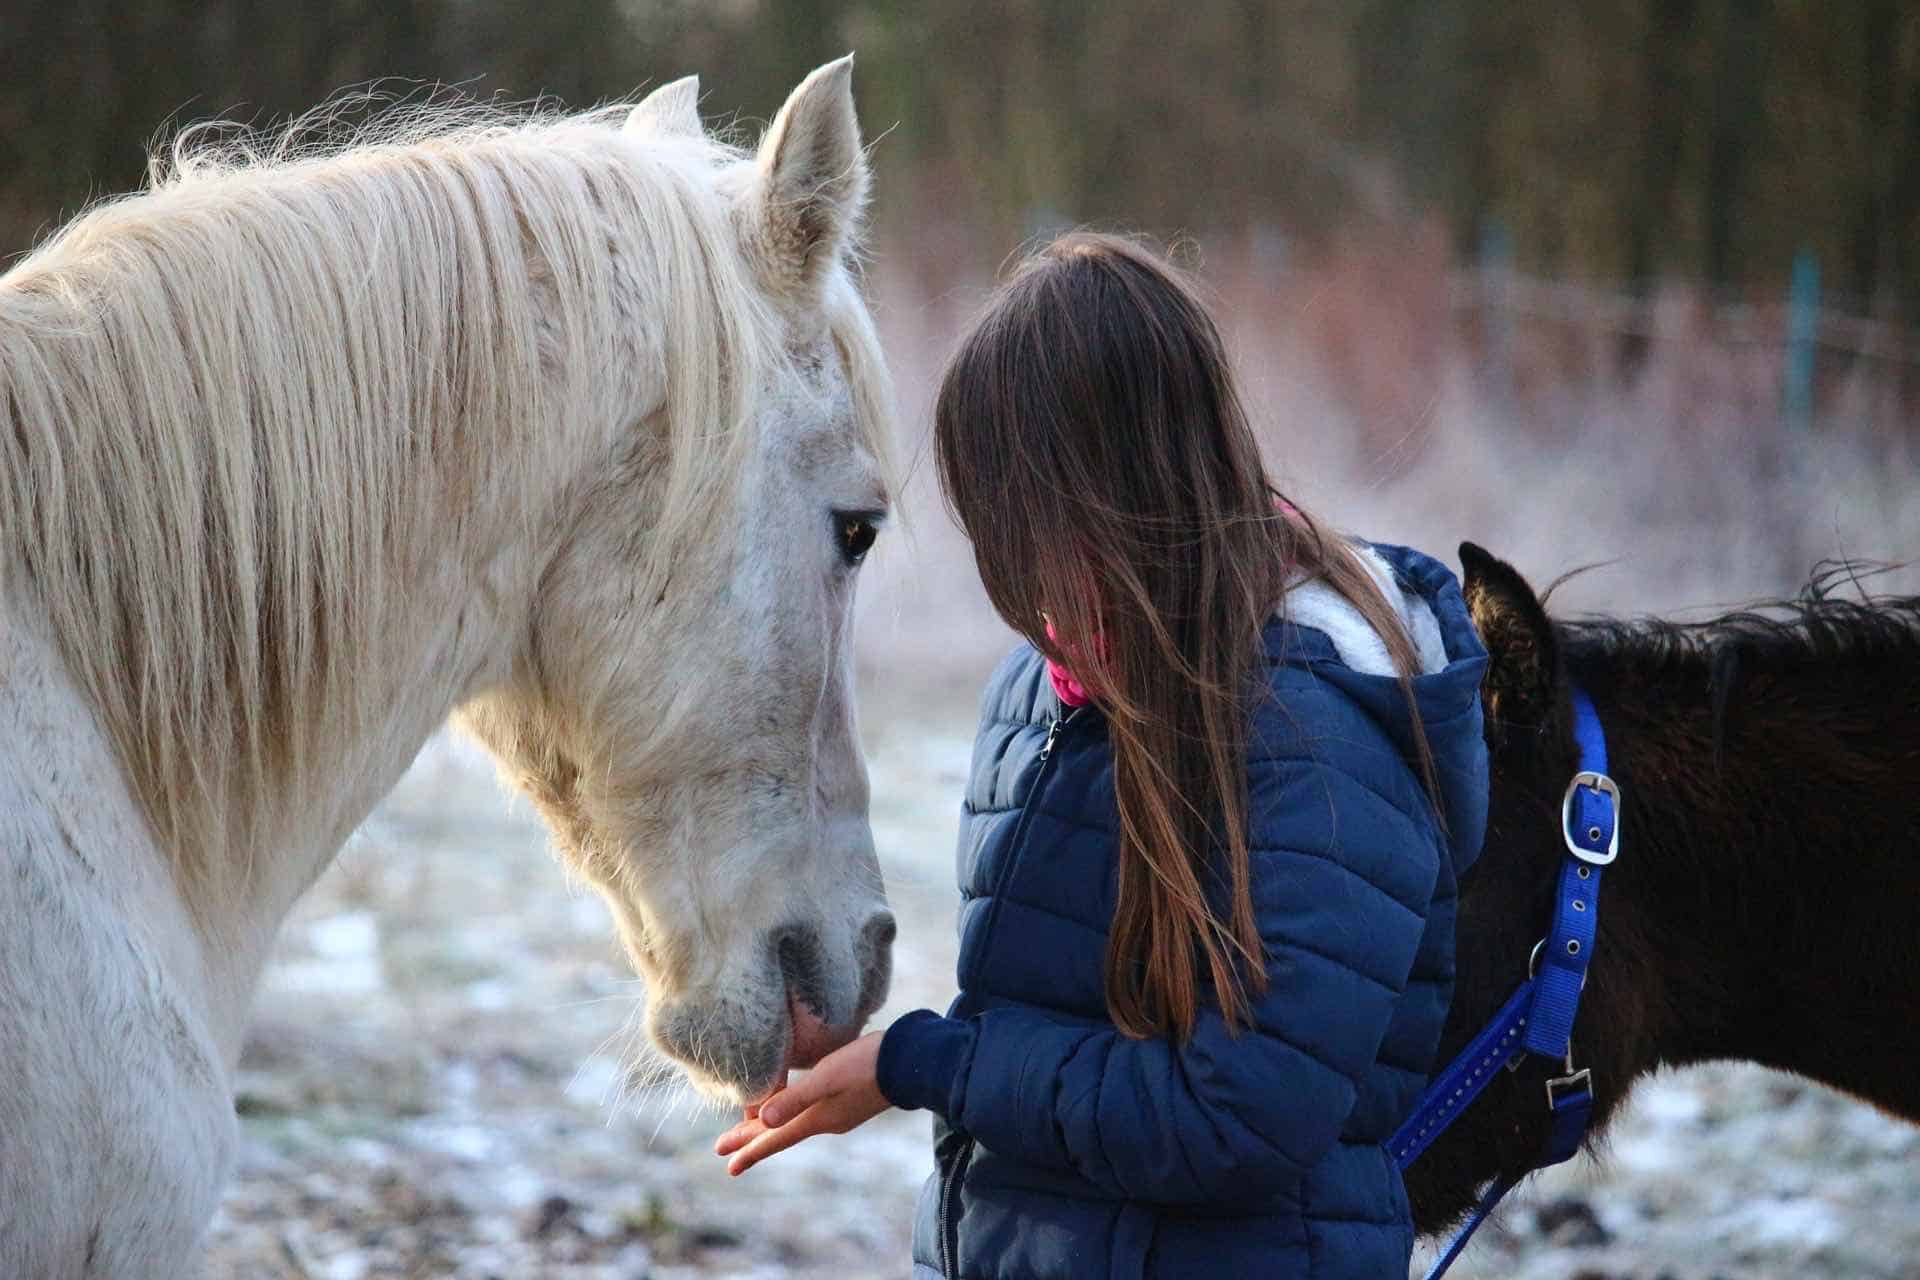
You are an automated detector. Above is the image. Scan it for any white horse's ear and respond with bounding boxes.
[626,75,703,138]
[748,55,869,298]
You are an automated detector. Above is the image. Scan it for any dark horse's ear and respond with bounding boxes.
[1459,541,1559,731]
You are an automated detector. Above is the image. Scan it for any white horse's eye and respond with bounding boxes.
[834,512,880,566]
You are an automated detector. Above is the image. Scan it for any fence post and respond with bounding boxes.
[1479,217,1514,403]
[1784,247,1819,431]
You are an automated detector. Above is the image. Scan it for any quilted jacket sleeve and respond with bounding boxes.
[877,678,1443,1208]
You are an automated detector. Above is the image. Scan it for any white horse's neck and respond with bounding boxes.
[7,482,578,1064]
[217,438,610,1058]
[233,535,533,912]
[0,339,629,1068]
[0,586,237,1041]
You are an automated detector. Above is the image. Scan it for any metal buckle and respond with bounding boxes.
[1526,937,1589,987]
[1544,1038,1591,1107]
[1546,1067,1592,1110]
[1561,771,1621,865]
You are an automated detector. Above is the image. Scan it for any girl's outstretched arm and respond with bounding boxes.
[715,1030,890,1175]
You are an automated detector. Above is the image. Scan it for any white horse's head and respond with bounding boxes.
[459,61,893,1103]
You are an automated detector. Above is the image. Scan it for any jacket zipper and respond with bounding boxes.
[938,1138,975,1279]
[940,706,1081,1277]
[1040,707,1074,761]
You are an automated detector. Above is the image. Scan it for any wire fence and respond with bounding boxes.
[1444,254,1920,434]
[1455,271,1920,367]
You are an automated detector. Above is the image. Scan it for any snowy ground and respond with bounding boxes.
[1421,1065,1920,1279]
[202,700,1920,1280]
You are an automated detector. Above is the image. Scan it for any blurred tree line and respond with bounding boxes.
[2,0,1916,312]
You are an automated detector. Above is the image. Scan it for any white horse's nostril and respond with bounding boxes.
[855,911,896,1020]
[863,911,898,950]
[774,926,829,1019]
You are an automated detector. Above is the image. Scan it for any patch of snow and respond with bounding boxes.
[308,911,379,960]
[565,1054,623,1108]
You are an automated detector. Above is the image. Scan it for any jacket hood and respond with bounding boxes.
[1269,542,1491,878]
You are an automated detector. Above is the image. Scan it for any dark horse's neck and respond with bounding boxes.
[1566,606,1920,1109]
[1410,562,1920,1237]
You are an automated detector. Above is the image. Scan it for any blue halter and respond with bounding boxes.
[1389,685,1620,1279]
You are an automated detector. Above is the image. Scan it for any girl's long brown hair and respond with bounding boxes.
[934,233,1437,1041]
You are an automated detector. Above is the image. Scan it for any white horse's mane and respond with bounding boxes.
[0,97,888,877]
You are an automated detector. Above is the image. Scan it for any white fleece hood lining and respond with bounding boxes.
[1283,546,1450,678]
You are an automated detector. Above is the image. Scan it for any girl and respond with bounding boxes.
[716,233,1490,1279]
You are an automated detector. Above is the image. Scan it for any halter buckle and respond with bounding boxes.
[1526,937,1589,988]
[1546,1065,1592,1106]
[1561,771,1621,865]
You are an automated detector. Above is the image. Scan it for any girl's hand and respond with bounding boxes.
[713,1030,890,1175]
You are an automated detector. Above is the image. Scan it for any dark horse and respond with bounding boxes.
[1408,542,1920,1237]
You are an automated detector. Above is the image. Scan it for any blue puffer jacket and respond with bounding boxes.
[876,544,1490,1280]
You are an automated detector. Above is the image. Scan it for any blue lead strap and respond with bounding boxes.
[1389,980,1533,1169]
[1396,686,1618,1280]
[1416,1083,1596,1280]
[1420,1174,1517,1280]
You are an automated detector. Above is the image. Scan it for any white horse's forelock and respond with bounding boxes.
[0,96,882,881]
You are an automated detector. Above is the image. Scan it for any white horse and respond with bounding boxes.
[0,59,895,1278]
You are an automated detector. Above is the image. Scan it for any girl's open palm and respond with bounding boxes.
[714,1030,890,1175]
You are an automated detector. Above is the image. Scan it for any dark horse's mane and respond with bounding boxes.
[1550,561,1920,758]
[1556,561,1920,667]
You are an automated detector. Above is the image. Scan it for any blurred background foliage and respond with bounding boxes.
[3,0,1918,312]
